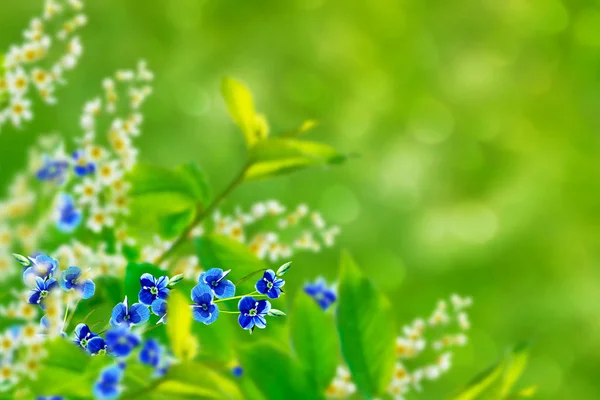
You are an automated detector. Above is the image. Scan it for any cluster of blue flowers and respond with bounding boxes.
[304,277,337,310]
[190,262,290,333]
[14,253,96,309]
[36,150,96,184]
[36,150,97,233]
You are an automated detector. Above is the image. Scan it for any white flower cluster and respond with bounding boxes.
[0,288,65,390]
[325,366,357,398]
[388,294,472,399]
[325,294,472,400]
[209,201,341,262]
[71,61,153,234]
[0,0,87,130]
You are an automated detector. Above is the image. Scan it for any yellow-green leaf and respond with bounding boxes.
[452,361,506,400]
[501,343,531,397]
[244,138,346,180]
[167,290,198,361]
[221,77,266,147]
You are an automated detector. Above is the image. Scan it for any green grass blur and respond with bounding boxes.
[2,0,600,398]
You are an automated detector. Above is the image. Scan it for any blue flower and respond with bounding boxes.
[73,323,98,349]
[55,194,82,233]
[72,150,96,177]
[304,278,337,310]
[199,268,235,299]
[59,266,95,299]
[36,157,69,183]
[255,269,285,299]
[105,327,140,357]
[191,283,219,325]
[151,298,167,324]
[88,336,108,355]
[28,277,57,305]
[232,365,244,377]
[139,339,162,368]
[37,397,64,400]
[238,296,271,332]
[93,364,124,400]
[138,273,170,306]
[110,296,150,327]
[23,254,58,282]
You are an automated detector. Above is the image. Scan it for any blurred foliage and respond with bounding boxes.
[2,0,600,398]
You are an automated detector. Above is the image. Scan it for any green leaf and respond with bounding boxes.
[221,77,266,147]
[452,361,506,400]
[128,163,210,239]
[452,343,533,400]
[336,251,396,398]
[237,342,321,400]
[124,262,167,304]
[167,290,199,361]
[244,138,346,180]
[501,342,531,397]
[163,362,243,400]
[291,290,338,394]
[26,338,110,398]
[12,253,31,267]
[195,234,267,293]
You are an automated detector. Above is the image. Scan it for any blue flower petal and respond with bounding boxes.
[80,280,96,299]
[238,296,256,314]
[156,276,169,289]
[87,337,107,355]
[191,283,213,304]
[139,273,155,288]
[255,279,269,295]
[138,288,155,306]
[151,299,167,317]
[128,303,150,325]
[29,290,41,304]
[110,303,127,326]
[254,315,267,329]
[238,314,254,330]
[214,279,235,299]
[256,299,271,315]
[199,268,223,283]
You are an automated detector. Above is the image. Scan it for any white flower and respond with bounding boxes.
[116,70,134,81]
[97,161,123,186]
[87,207,115,233]
[68,36,83,56]
[137,60,154,81]
[7,68,29,96]
[458,312,470,330]
[73,177,100,205]
[8,98,33,127]
[437,352,452,372]
[451,294,473,311]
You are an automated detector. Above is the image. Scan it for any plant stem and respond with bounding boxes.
[214,291,262,303]
[219,310,240,314]
[154,163,250,266]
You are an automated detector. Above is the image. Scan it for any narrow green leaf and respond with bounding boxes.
[245,138,346,180]
[221,77,266,147]
[291,290,338,394]
[501,343,531,397]
[167,290,198,361]
[336,251,396,398]
[12,253,31,267]
[237,342,322,400]
[452,361,506,400]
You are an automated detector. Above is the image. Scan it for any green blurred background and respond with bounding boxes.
[2,0,600,398]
